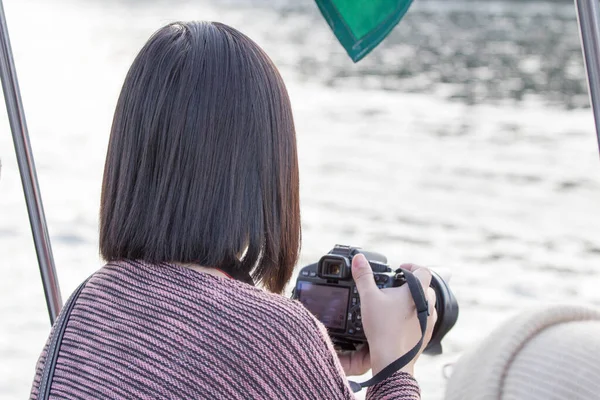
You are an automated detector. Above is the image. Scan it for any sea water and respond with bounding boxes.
[0,0,598,398]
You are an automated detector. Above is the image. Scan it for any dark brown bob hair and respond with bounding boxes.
[100,21,300,293]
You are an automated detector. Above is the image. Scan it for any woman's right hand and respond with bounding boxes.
[352,254,437,376]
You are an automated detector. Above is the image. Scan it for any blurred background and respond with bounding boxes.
[0,0,599,398]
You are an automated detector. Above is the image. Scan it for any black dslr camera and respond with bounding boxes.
[293,245,459,354]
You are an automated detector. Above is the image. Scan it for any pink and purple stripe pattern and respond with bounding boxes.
[30,260,420,399]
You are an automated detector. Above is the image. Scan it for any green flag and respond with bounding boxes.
[314,0,413,62]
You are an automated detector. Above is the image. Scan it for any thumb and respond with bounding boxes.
[352,254,377,297]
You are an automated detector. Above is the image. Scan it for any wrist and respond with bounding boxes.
[370,349,416,377]
[370,350,400,375]
[400,364,415,376]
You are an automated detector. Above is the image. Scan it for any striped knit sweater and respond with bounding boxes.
[30,260,420,399]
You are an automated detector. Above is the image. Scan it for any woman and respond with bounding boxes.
[30,21,437,399]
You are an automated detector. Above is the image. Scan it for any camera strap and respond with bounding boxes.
[348,268,429,393]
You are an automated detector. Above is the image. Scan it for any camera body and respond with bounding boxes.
[293,245,459,354]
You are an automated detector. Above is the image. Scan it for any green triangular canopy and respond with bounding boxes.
[314,0,414,62]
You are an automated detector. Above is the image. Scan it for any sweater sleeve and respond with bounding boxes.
[306,306,422,400]
[365,371,421,400]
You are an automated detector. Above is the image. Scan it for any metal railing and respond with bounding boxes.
[575,0,600,153]
[0,0,62,324]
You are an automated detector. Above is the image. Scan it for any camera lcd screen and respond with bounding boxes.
[296,282,349,330]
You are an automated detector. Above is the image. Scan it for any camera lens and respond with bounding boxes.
[423,270,459,355]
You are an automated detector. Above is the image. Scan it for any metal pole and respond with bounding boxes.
[0,0,62,324]
[575,0,600,153]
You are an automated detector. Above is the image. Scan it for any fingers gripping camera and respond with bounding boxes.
[293,245,459,354]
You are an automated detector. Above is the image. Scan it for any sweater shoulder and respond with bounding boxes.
[90,260,321,335]
[225,277,323,333]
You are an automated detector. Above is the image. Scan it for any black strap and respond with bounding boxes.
[348,269,429,393]
[38,277,91,400]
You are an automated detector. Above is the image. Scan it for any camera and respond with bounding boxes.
[292,245,459,354]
